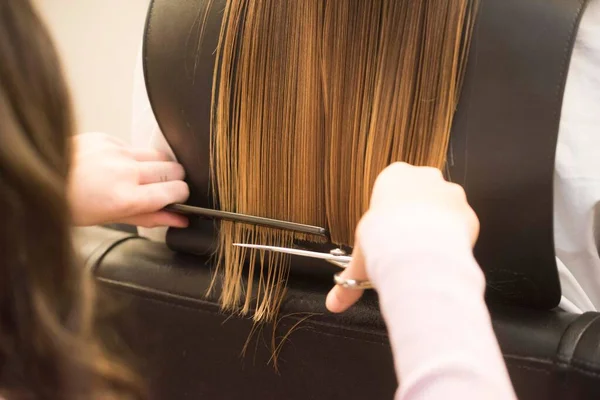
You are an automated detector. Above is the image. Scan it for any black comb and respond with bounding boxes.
[164,204,329,237]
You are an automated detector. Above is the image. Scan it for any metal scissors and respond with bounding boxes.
[166,204,372,288]
[233,243,373,289]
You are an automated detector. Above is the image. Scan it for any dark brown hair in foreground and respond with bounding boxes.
[0,1,143,399]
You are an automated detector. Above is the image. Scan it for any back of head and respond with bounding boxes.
[0,1,142,399]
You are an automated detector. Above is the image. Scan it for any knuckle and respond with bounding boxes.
[136,214,161,229]
[384,162,410,176]
[375,162,409,183]
[81,131,102,140]
[448,182,467,199]
[471,209,480,226]
[174,163,186,179]
[166,162,185,180]
[388,161,409,170]
[113,187,136,213]
[420,166,443,179]
[145,219,160,228]
[355,217,368,239]
[85,132,111,145]
[174,181,190,201]
[115,145,133,158]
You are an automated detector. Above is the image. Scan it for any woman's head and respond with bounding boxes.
[0,1,141,398]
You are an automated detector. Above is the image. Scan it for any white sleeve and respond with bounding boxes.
[360,210,517,400]
[131,42,177,242]
[131,42,177,161]
[555,0,600,312]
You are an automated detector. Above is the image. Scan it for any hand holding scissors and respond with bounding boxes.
[234,162,479,314]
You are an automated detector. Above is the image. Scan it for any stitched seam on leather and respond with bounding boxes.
[306,329,390,346]
[97,279,391,343]
[282,314,387,339]
[556,313,600,364]
[505,363,553,375]
[82,235,136,272]
[81,240,111,271]
[504,355,600,379]
[90,236,143,274]
[504,354,554,365]
[96,276,388,335]
[101,283,390,346]
[559,365,600,380]
[110,281,388,344]
[100,284,600,371]
[570,357,600,373]
[97,277,222,309]
[507,359,600,382]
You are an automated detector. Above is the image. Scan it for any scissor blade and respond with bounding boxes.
[233,243,352,263]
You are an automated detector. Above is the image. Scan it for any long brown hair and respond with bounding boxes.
[0,1,142,398]
[210,0,478,322]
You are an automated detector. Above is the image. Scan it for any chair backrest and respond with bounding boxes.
[143,0,589,309]
[78,225,600,399]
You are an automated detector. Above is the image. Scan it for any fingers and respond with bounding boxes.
[326,239,369,313]
[138,161,185,185]
[118,211,189,228]
[74,133,173,162]
[131,180,190,213]
[132,148,171,162]
[468,207,480,246]
[326,282,364,314]
[74,132,128,147]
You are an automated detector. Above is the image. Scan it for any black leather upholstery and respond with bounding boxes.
[447,0,588,309]
[78,226,600,399]
[143,0,224,209]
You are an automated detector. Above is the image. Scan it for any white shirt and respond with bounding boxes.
[554,0,600,313]
[131,0,600,313]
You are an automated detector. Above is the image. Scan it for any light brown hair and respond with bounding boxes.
[210,0,478,322]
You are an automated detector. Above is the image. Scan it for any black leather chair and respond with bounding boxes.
[77,226,600,399]
[75,0,600,398]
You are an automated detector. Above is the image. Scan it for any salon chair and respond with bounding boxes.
[75,0,600,398]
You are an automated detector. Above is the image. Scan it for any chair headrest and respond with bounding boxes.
[142,0,589,309]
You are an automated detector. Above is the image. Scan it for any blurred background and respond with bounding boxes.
[34,0,151,141]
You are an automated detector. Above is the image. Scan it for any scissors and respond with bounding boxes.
[233,243,373,289]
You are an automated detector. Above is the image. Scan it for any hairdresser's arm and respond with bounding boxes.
[327,163,516,400]
[68,132,189,228]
